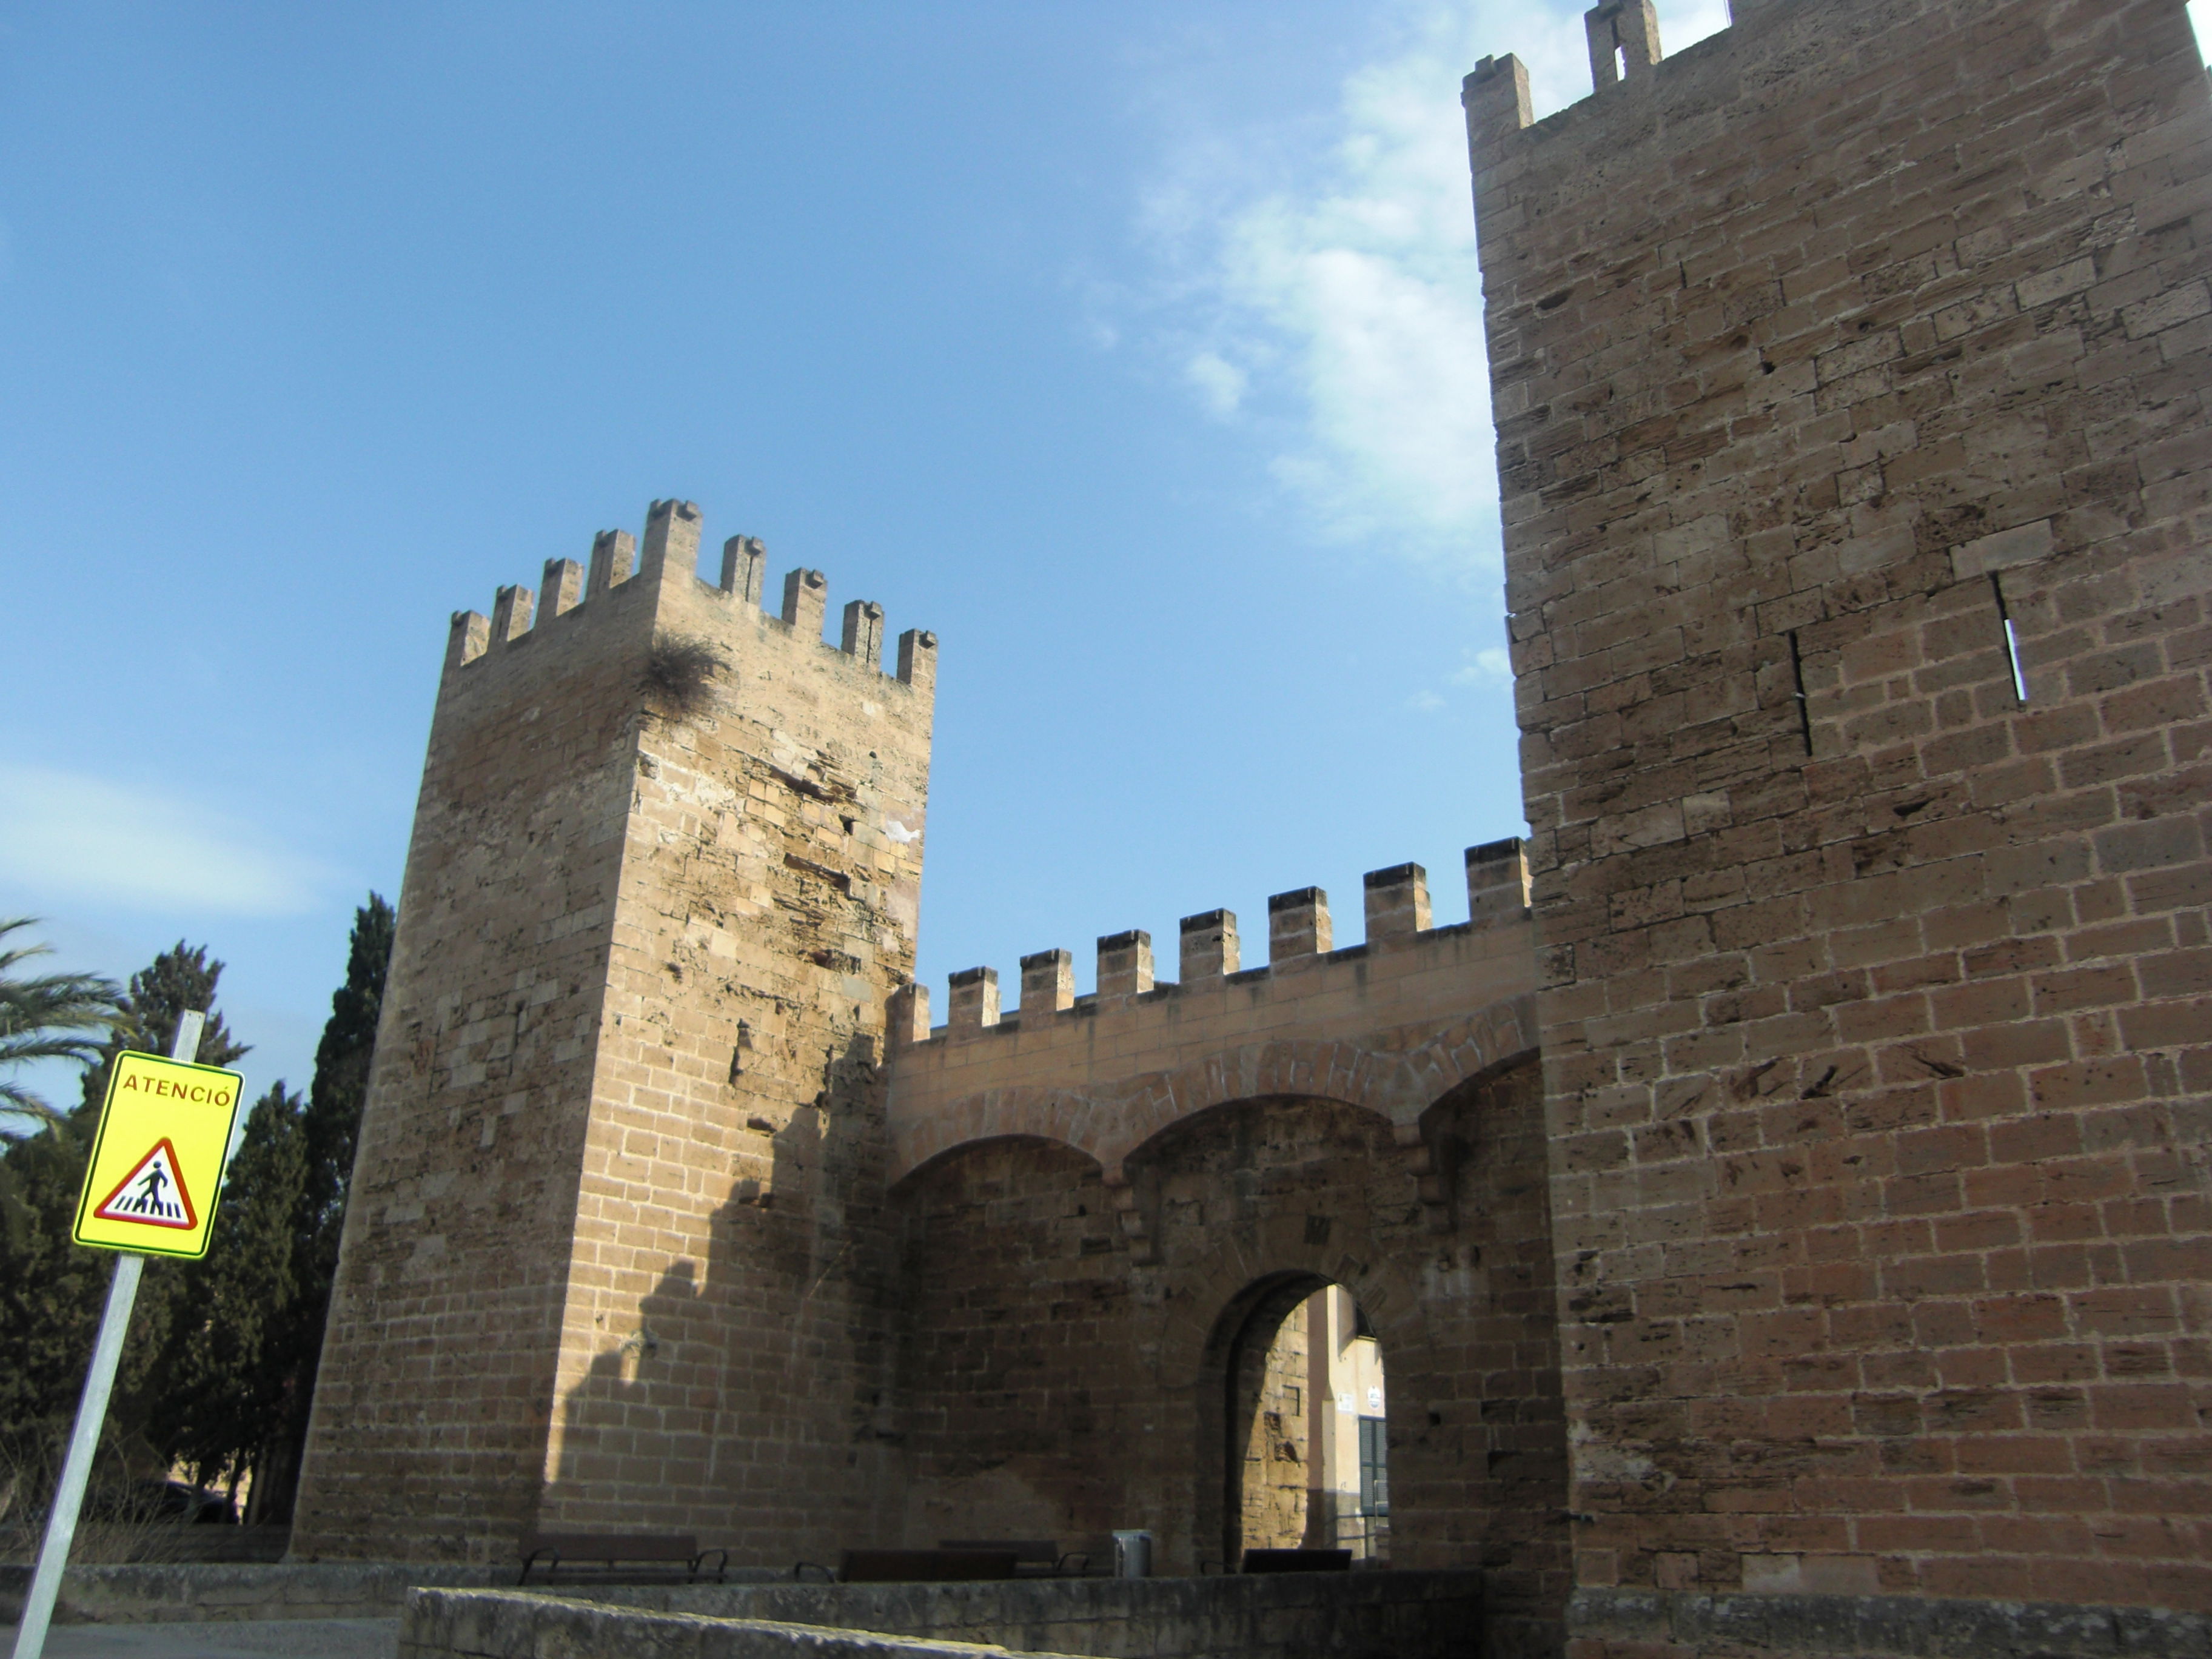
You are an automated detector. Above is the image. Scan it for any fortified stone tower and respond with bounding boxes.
[1467,0,2210,1645]
[292,500,935,1563]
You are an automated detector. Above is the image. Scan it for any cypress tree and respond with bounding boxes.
[144,1085,306,1493]
[300,895,395,1282]
[77,943,248,1114]
[244,895,394,1522]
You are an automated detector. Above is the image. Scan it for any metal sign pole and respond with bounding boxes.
[9,1010,204,1659]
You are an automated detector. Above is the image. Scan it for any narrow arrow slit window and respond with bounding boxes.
[1991,574,2029,703]
[1788,631,1813,756]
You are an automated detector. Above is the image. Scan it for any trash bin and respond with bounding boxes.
[1112,1530,1152,1578]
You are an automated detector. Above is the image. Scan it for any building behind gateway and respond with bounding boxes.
[292,2,2212,1654]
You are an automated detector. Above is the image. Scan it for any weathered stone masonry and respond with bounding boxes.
[294,503,936,1564]
[292,535,1571,1631]
[881,855,1564,1617]
[1467,0,2212,1639]
[295,5,2212,1658]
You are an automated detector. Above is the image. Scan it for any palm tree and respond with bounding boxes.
[0,919,121,1130]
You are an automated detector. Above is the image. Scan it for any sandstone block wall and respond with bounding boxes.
[1466,0,2212,1631]
[289,486,1558,1635]
[295,502,935,1564]
[292,531,658,1558]
[401,1572,1490,1659]
[875,848,1561,1627]
[886,851,1541,1193]
[885,1061,1564,1631]
[1233,1297,1311,1553]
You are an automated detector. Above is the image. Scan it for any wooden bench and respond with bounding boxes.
[836,1547,1019,1583]
[938,1538,1090,1577]
[1240,1547,1352,1574]
[517,1532,728,1586]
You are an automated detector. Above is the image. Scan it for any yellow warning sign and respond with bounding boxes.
[72,1052,243,1258]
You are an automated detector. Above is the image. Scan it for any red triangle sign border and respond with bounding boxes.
[92,1137,200,1232]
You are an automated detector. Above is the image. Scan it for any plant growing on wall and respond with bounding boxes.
[642,632,723,718]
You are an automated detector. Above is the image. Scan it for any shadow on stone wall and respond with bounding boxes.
[531,1048,1564,1645]
[886,1061,1566,1635]
[538,1031,905,1566]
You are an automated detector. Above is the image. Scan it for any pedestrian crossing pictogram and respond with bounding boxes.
[92,1139,198,1230]
[73,1050,241,1258]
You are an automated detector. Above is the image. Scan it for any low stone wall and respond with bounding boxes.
[403,1592,1079,1659]
[406,1570,1486,1659]
[0,1560,503,1624]
[1567,1588,2212,1659]
[0,1524,292,1567]
[153,1524,295,1564]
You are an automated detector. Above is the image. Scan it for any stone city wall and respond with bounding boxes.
[885,843,1541,1202]
[0,1561,499,1626]
[295,501,937,1567]
[873,842,1560,1628]
[883,1068,1561,1634]
[400,1570,1487,1659]
[1466,0,2212,1641]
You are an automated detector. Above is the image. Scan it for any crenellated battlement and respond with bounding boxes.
[896,839,1533,1051]
[1456,0,2212,1623]
[438,497,937,695]
[302,0,2212,1615]
[309,491,939,1566]
[882,837,1540,1190]
[1460,0,1774,171]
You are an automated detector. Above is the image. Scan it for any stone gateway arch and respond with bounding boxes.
[295,5,2211,1655]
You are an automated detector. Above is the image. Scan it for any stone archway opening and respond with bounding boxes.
[1221,1275,1389,1570]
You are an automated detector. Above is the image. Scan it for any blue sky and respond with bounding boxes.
[7,2,2204,1118]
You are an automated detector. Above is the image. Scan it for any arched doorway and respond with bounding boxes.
[1219,1273,1389,1569]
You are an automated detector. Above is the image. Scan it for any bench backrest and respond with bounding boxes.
[524,1532,699,1562]
[936,1538,1058,1564]
[840,1548,1019,1583]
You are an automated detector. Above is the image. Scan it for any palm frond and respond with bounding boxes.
[0,1033,110,1068]
[0,979,121,1034]
[0,1081,65,1129]
[0,919,123,1136]
[0,926,119,1034]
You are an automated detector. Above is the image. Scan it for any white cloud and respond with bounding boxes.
[1402,643,1513,712]
[1452,646,1513,683]
[1136,1,1731,563]
[1186,350,1248,417]
[0,765,327,917]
